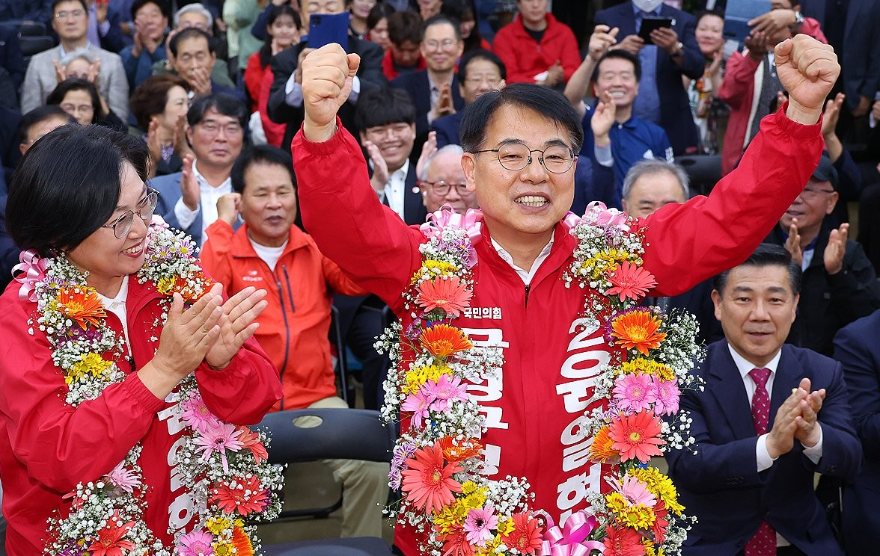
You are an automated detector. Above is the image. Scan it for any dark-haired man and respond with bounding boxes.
[666,244,861,555]
[267,0,386,152]
[152,93,247,246]
[431,48,505,149]
[293,35,839,555]
[21,0,129,120]
[383,10,425,81]
[200,145,388,538]
[168,27,242,100]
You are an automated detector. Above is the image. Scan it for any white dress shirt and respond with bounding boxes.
[173,161,232,245]
[374,159,410,220]
[490,237,555,286]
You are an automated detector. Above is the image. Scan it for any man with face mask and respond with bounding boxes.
[594,0,704,156]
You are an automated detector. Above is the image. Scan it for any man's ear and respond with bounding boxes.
[826,191,839,215]
[711,289,723,322]
[462,153,477,193]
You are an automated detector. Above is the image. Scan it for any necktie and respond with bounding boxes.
[745,367,776,556]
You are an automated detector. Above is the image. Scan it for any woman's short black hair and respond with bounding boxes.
[355,88,416,130]
[129,73,190,132]
[231,145,295,194]
[367,2,395,31]
[460,83,584,153]
[6,125,151,257]
[46,78,104,123]
[187,92,248,129]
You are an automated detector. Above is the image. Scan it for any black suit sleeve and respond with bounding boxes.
[834,316,880,460]
[267,47,302,126]
[353,39,388,95]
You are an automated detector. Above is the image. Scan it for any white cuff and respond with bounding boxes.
[801,424,824,464]
[285,74,304,107]
[594,143,614,167]
[174,197,199,230]
[756,433,776,472]
[348,76,361,104]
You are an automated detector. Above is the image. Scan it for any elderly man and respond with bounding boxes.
[20,0,129,120]
[419,144,479,214]
[167,27,243,101]
[152,93,246,246]
[666,244,861,555]
[292,33,838,555]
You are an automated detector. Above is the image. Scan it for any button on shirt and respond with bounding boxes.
[374,159,410,220]
[173,161,232,245]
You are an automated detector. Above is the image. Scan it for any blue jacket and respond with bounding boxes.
[150,172,242,247]
[120,43,166,90]
[666,341,861,556]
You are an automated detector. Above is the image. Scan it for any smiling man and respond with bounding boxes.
[292,34,840,555]
[151,93,247,246]
[666,244,861,555]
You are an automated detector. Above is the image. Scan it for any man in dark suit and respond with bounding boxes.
[666,244,861,556]
[432,48,506,149]
[266,0,386,152]
[391,14,465,155]
[833,309,880,556]
[594,0,703,155]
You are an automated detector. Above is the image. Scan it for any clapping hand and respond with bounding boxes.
[784,219,803,267]
[431,82,456,119]
[591,90,617,147]
[824,223,848,275]
[301,44,361,142]
[363,140,389,193]
[416,131,438,181]
[204,286,268,369]
[181,154,200,211]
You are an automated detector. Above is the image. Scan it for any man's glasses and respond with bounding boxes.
[55,9,86,19]
[799,187,835,199]
[197,121,243,137]
[419,180,473,196]
[473,143,576,174]
[424,38,458,51]
[101,189,159,238]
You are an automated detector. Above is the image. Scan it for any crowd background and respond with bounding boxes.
[1,0,880,553]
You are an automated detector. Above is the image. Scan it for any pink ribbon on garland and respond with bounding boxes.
[420,205,483,244]
[585,201,629,231]
[12,249,47,302]
[540,511,606,556]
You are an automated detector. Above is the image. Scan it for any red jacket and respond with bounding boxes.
[718,20,827,175]
[491,13,581,84]
[0,273,280,555]
[200,220,366,411]
[244,52,287,147]
[292,107,822,554]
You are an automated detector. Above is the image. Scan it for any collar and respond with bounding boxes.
[490,236,555,285]
[632,3,663,17]
[59,41,92,57]
[476,221,577,287]
[390,159,410,181]
[95,275,130,310]
[728,343,782,379]
[192,160,231,190]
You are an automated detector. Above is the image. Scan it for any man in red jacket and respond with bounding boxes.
[292,34,838,555]
[491,0,580,86]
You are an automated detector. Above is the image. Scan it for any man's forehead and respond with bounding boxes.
[424,22,457,38]
[199,108,237,123]
[728,265,792,292]
[427,154,465,179]
[178,36,210,51]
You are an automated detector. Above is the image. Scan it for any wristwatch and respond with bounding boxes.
[672,41,684,57]
[790,10,805,31]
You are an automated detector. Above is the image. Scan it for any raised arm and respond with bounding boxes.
[644,35,838,296]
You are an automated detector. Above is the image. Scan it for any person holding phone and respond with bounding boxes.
[266,0,387,152]
[595,0,704,155]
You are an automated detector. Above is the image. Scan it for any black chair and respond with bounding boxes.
[330,304,355,407]
[19,21,47,36]
[675,154,723,197]
[19,36,54,57]
[253,408,396,556]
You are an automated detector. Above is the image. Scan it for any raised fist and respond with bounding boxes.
[301,44,361,142]
[774,35,839,125]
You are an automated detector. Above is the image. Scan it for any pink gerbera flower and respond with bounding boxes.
[178,530,215,556]
[608,410,665,463]
[608,475,656,507]
[653,377,680,416]
[423,374,468,412]
[464,503,498,547]
[613,373,657,413]
[180,392,221,434]
[606,262,657,302]
[402,390,433,428]
[400,443,463,513]
[104,461,140,494]
[416,276,473,318]
[87,511,135,556]
[236,426,269,464]
[194,422,244,473]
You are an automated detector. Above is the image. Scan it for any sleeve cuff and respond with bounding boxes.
[174,197,199,230]
[285,75,304,107]
[125,371,166,413]
[348,76,361,104]
[594,143,614,167]
[802,424,824,464]
[756,433,776,472]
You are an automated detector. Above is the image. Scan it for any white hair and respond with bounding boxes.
[420,144,465,180]
[174,3,213,30]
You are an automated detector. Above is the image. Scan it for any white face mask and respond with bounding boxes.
[633,0,664,13]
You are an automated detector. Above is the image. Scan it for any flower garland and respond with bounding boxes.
[17,224,284,556]
[377,203,703,556]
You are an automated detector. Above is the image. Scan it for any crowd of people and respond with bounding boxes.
[0,0,879,555]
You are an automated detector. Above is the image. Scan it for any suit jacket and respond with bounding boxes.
[267,36,386,152]
[374,160,426,227]
[594,2,703,155]
[20,44,130,121]
[799,0,880,112]
[666,342,861,556]
[150,172,242,247]
[391,69,465,143]
[833,310,880,556]
[641,277,724,346]
[431,110,464,149]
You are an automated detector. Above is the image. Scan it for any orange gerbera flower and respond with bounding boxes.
[607,262,657,302]
[501,512,543,555]
[437,436,483,463]
[210,475,269,516]
[401,443,463,513]
[232,527,255,556]
[611,309,666,355]
[589,426,619,463]
[420,324,473,357]
[608,410,665,463]
[236,426,268,464]
[417,276,473,318]
[57,288,106,329]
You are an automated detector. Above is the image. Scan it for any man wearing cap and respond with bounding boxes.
[765,154,880,355]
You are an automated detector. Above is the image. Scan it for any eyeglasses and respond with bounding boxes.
[197,121,243,137]
[424,38,458,51]
[55,9,86,19]
[419,180,473,196]
[101,189,158,238]
[473,143,576,174]
[799,187,835,199]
